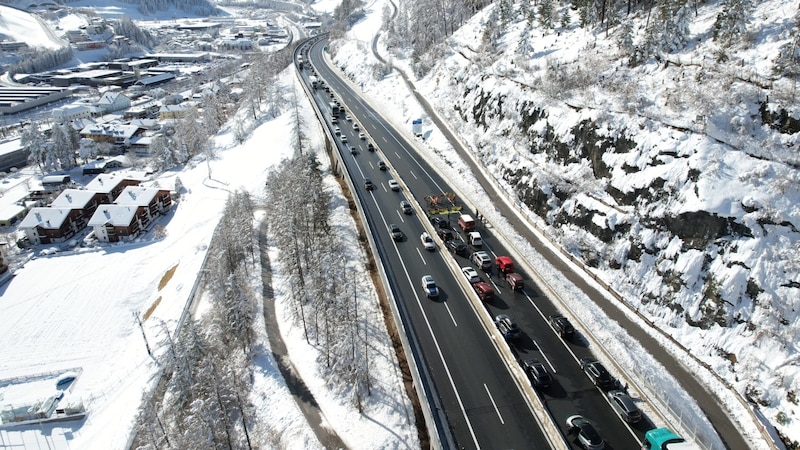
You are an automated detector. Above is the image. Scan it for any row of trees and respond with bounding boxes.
[385,0,760,75]
[110,17,158,48]
[134,88,376,447]
[134,192,267,449]
[121,0,222,16]
[7,47,73,77]
[265,150,374,410]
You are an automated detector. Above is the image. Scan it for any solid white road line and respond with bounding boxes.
[484,383,505,425]
[442,301,458,327]
[416,248,427,265]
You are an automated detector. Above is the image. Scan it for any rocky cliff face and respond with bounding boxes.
[444,77,796,327]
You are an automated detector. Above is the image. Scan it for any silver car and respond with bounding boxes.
[607,390,641,423]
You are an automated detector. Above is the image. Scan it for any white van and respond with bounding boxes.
[468,231,482,247]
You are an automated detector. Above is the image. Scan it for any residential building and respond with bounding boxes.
[97,92,131,113]
[159,104,189,119]
[84,173,141,202]
[80,122,140,146]
[87,205,148,242]
[18,207,83,245]
[114,186,172,222]
[88,186,172,243]
[50,189,108,224]
[52,104,93,123]
[81,156,128,175]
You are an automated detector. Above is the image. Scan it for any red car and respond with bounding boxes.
[473,282,495,301]
[495,256,514,274]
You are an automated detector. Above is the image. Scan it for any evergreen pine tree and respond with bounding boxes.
[538,0,555,29]
[713,0,752,47]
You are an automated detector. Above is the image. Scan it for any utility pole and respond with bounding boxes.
[134,313,152,356]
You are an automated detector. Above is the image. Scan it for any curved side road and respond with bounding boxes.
[258,219,349,450]
[369,31,750,450]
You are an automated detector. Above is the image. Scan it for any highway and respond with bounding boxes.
[301,37,648,450]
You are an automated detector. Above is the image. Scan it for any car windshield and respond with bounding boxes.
[578,421,602,444]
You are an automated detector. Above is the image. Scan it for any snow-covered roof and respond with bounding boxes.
[128,119,157,129]
[80,123,139,139]
[18,207,72,229]
[70,118,96,131]
[50,189,98,209]
[0,138,22,157]
[134,72,175,86]
[159,104,188,113]
[0,203,26,221]
[97,91,128,106]
[84,173,139,194]
[41,175,70,184]
[52,104,90,118]
[115,186,163,206]
[129,136,152,146]
[87,205,138,227]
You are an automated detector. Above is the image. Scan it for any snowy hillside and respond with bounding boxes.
[0,4,64,49]
[340,0,800,445]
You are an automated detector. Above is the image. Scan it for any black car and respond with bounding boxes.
[580,357,616,390]
[389,224,403,241]
[522,359,552,389]
[495,314,522,340]
[364,178,374,191]
[378,161,387,171]
[549,314,575,340]
[446,240,468,256]
[367,142,375,151]
[437,229,454,241]
[350,145,358,155]
[430,216,449,228]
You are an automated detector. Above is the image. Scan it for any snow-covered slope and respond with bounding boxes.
[0,4,64,49]
[339,0,800,445]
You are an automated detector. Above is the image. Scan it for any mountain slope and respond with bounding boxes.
[383,0,799,445]
[0,4,65,49]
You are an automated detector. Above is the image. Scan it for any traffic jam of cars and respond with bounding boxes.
[306,64,648,450]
